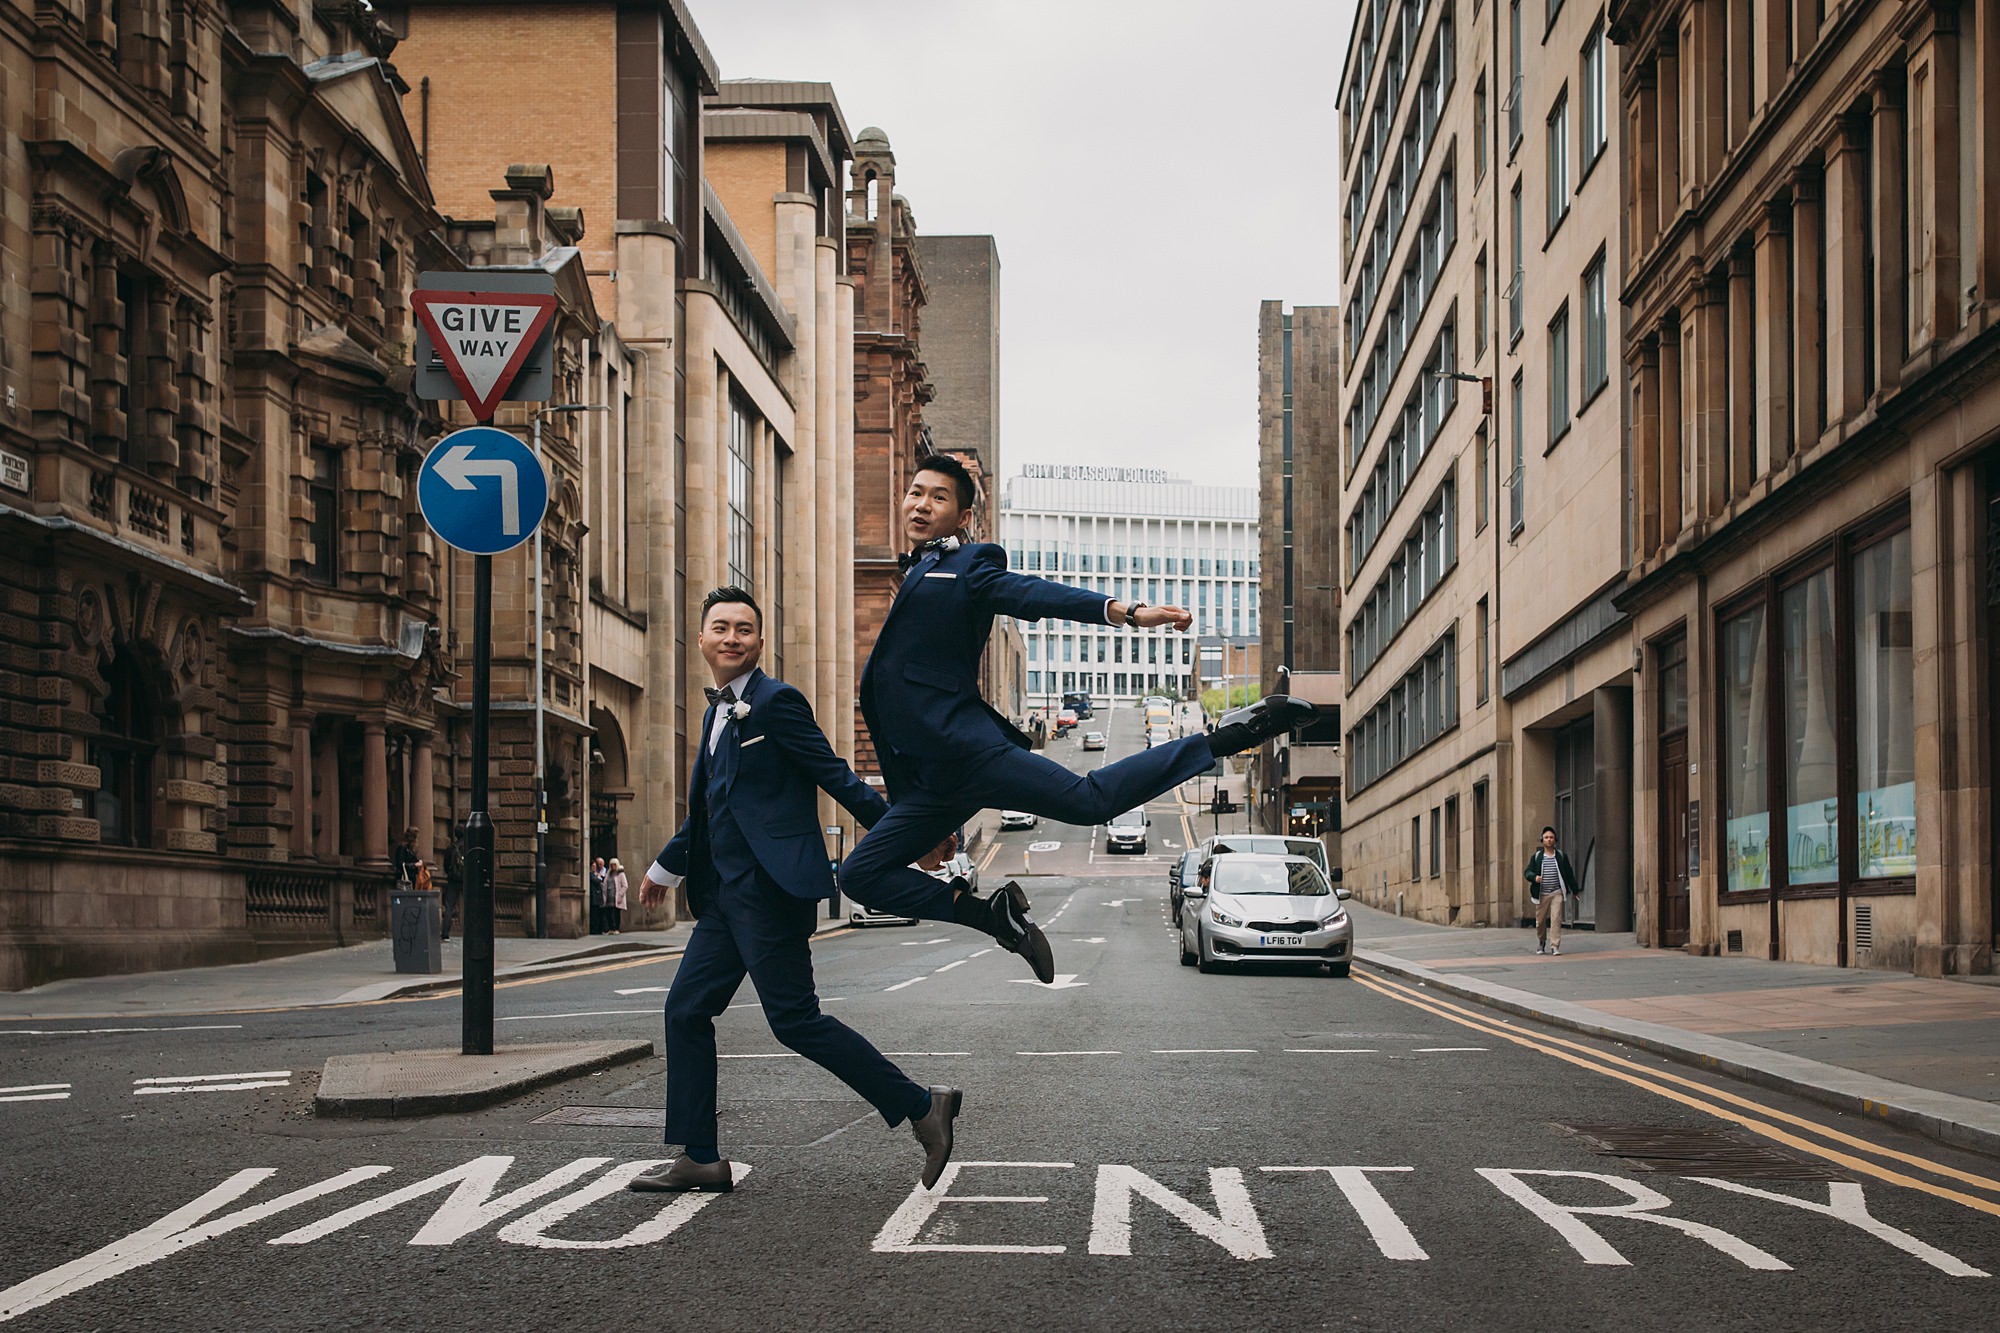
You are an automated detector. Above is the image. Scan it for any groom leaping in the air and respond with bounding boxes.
[840,451,1312,983]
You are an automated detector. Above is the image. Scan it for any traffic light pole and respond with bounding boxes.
[462,552,496,1055]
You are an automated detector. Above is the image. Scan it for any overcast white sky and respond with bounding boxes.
[697,0,1360,489]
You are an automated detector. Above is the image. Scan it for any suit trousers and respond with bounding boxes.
[839,733,1217,921]
[663,865,925,1149]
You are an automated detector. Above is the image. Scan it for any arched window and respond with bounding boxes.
[865,173,879,221]
[92,649,159,847]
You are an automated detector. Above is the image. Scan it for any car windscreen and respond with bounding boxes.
[1108,810,1145,829]
[1210,836,1292,857]
[1213,860,1329,896]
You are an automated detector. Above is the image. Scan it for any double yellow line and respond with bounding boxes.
[1354,968,2000,1219]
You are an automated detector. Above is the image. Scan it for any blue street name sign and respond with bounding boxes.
[417,426,549,556]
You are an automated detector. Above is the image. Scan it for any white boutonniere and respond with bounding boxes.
[730,700,752,723]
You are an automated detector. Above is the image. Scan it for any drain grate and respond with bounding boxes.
[534,1105,660,1128]
[1560,1124,1841,1180]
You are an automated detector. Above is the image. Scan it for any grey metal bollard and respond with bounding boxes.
[391,888,444,974]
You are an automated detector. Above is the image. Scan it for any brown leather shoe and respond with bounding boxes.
[627,1155,734,1193]
[909,1085,963,1189]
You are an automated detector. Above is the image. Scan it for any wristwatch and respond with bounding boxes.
[1122,601,1147,628]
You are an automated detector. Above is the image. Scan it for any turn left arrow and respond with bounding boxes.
[433,444,521,534]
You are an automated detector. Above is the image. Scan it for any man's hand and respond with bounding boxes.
[1132,603,1194,632]
[640,879,670,908]
[917,833,959,872]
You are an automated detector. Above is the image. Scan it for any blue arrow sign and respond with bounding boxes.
[417,426,549,556]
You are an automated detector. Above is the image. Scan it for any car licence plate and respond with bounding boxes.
[1259,934,1303,946]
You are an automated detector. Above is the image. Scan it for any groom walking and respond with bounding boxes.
[838,452,1312,982]
[631,587,960,1193]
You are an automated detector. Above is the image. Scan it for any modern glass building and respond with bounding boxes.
[1000,467,1258,709]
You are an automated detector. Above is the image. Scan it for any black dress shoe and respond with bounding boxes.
[1208,694,1316,757]
[985,881,1055,984]
[627,1155,734,1193]
[909,1085,963,1189]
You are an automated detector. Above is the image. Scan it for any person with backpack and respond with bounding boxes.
[1523,826,1578,955]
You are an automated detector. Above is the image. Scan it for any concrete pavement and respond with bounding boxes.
[1349,900,2000,1158]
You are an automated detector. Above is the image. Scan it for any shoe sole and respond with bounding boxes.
[627,1170,734,1194]
[998,882,1056,984]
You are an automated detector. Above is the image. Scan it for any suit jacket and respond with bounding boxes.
[859,539,1111,797]
[655,668,888,914]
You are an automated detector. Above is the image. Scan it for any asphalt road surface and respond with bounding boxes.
[4,705,1997,1331]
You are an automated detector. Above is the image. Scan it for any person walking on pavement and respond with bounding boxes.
[631,587,961,1196]
[838,452,1313,983]
[605,858,628,934]
[1523,826,1578,955]
[589,857,608,935]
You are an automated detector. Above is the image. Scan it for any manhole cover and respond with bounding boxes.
[534,1105,659,1128]
[1560,1124,1841,1180]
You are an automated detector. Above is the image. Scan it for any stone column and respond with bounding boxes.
[1656,38,1681,228]
[774,193,819,714]
[412,735,434,860]
[1754,202,1794,469]
[1694,272,1731,519]
[1727,247,1757,494]
[815,236,840,727]
[1822,115,1869,424]
[1790,168,1824,445]
[362,720,388,865]
[290,723,312,857]
[1868,69,1907,389]
[1977,0,2000,304]
[1635,338,1663,557]
[1659,325,1684,544]
[1908,9,1962,348]
[1632,60,1660,259]
[1594,687,1635,933]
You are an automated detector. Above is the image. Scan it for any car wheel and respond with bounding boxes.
[1179,928,1196,966]
[1196,930,1221,974]
[1325,961,1351,978]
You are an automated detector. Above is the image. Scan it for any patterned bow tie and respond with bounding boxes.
[899,535,960,572]
[704,687,732,706]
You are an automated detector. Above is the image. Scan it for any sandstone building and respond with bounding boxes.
[1609,0,1998,975]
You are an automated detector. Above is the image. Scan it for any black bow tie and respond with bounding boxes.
[704,687,732,706]
[899,538,956,572]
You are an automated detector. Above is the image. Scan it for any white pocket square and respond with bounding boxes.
[739,735,767,748]
[924,571,958,579]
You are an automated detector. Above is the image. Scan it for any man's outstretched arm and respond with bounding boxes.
[960,544,1192,629]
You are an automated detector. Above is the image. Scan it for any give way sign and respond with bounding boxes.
[411,287,557,420]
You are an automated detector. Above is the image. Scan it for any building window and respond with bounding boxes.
[1411,816,1422,881]
[1546,0,1565,29]
[1781,567,1839,886]
[1509,372,1526,533]
[307,446,340,586]
[1720,603,1771,893]
[1508,183,1524,345]
[1546,89,1570,236]
[1548,303,1571,446]
[1852,529,1915,878]
[1475,248,1489,356]
[91,648,159,848]
[1581,253,1608,402]
[1474,72,1488,182]
[1506,0,1524,153]
[727,393,754,591]
[1580,21,1607,176]
[1476,597,1490,703]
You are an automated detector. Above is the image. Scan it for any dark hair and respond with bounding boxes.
[913,451,979,511]
[701,585,763,629]
[1542,826,1557,837]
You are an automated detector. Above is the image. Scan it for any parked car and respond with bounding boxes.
[1168,847,1203,921]
[1081,731,1107,751]
[1179,853,1353,976]
[1000,810,1038,830]
[1055,709,1079,735]
[1104,807,1149,854]
[930,850,979,894]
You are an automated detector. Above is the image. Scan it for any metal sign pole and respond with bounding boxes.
[463,550,496,1055]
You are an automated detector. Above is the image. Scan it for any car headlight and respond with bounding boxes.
[1319,907,1346,928]
[1209,905,1243,927]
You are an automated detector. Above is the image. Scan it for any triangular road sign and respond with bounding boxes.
[410,289,558,420]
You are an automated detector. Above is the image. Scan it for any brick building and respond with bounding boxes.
[845,125,933,776]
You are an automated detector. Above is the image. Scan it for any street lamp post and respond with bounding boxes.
[531,403,607,939]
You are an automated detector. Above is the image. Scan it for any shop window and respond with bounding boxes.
[1719,604,1770,893]
[1852,530,1915,877]
[1781,568,1840,885]
[91,649,160,847]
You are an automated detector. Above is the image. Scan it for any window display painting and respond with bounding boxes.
[1725,810,1767,891]
[1856,781,1917,878]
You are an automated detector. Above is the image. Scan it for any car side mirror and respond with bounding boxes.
[1331,867,1344,884]
[1336,887,1352,901]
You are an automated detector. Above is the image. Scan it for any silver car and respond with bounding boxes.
[1180,853,1353,977]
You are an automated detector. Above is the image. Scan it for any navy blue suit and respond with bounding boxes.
[654,668,924,1149]
[841,540,1217,918]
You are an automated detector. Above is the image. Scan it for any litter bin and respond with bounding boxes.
[391,888,443,974]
